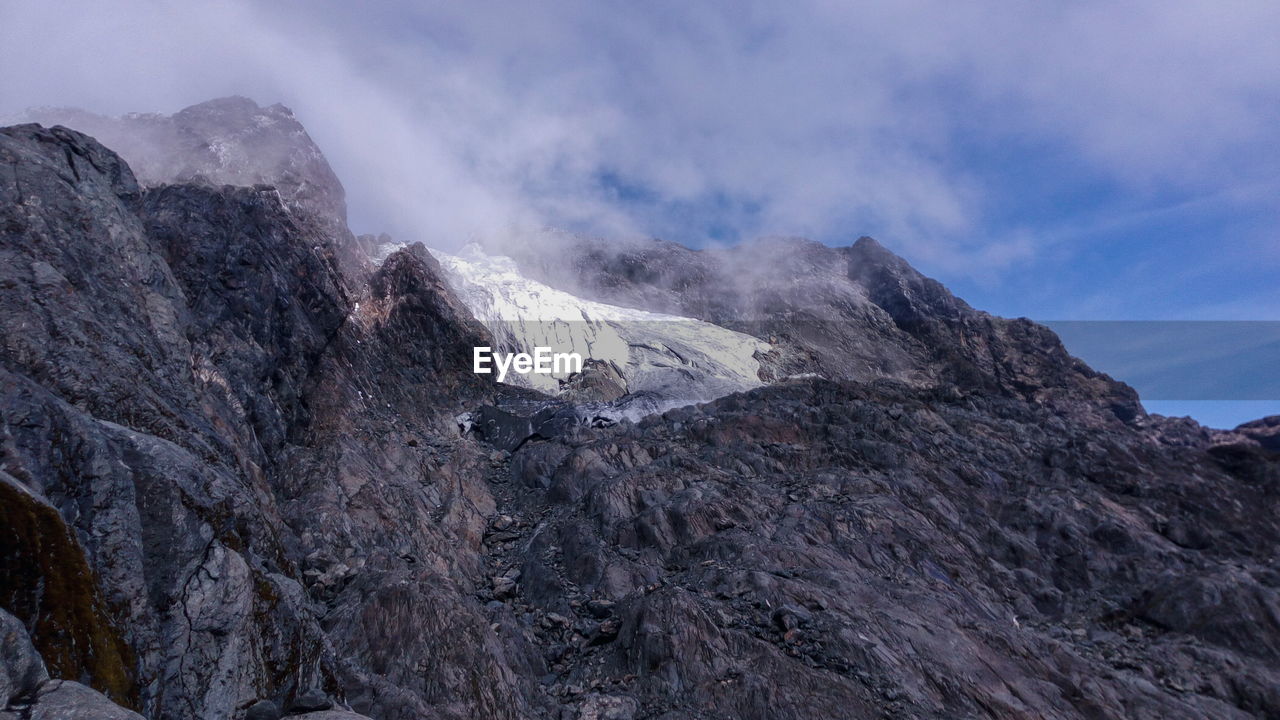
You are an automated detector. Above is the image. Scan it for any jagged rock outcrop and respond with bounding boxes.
[1,606,49,707]
[22,97,374,283]
[0,607,370,720]
[2,121,337,718]
[1235,415,1280,452]
[490,234,1142,425]
[0,606,142,719]
[481,379,1280,718]
[23,98,346,228]
[3,101,1279,720]
[0,121,528,719]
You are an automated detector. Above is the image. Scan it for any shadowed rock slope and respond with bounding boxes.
[2,107,1279,720]
[0,121,523,719]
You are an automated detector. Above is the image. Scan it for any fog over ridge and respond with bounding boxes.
[3,0,1278,286]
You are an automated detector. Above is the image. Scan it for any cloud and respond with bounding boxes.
[2,0,1276,274]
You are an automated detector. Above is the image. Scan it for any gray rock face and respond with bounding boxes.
[2,103,1278,720]
[490,233,1142,425]
[0,121,514,719]
[0,608,48,707]
[243,699,280,720]
[21,98,371,285]
[22,97,346,228]
[1,122,338,719]
[1,680,146,720]
[0,609,141,720]
[1236,415,1280,452]
[477,380,1279,718]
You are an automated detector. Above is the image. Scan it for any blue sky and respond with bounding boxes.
[2,0,1277,426]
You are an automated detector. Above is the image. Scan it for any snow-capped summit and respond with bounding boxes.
[377,241,769,416]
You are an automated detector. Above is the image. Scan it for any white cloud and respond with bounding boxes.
[1,0,1276,274]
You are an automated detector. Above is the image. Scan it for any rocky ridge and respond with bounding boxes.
[488,233,1143,428]
[1,100,1278,720]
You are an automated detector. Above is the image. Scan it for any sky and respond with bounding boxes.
[2,0,1277,426]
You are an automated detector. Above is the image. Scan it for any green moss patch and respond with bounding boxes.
[0,480,138,708]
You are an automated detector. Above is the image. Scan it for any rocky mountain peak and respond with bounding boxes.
[22,97,347,230]
[2,101,1278,720]
[488,230,1142,424]
[2,123,140,201]
[1235,415,1280,452]
[365,242,496,380]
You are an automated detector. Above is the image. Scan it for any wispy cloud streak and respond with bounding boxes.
[2,0,1277,274]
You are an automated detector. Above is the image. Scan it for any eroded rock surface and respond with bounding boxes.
[492,233,1142,426]
[478,380,1279,718]
[22,98,346,228]
[3,102,1279,720]
[1236,415,1280,452]
[0,121,518,719]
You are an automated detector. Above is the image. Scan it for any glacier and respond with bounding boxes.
[377,242,770,418]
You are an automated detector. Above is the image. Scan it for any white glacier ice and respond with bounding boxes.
[376,242,769,417]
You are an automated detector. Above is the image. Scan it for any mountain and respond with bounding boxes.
[400,242,770,419]
[21,97,347,227]
[483,232,1144,426]
[2,100,1278,720]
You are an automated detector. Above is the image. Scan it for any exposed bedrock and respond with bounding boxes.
[2,104,1278,719]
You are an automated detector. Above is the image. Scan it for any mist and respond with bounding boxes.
[2,0,1278,280]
